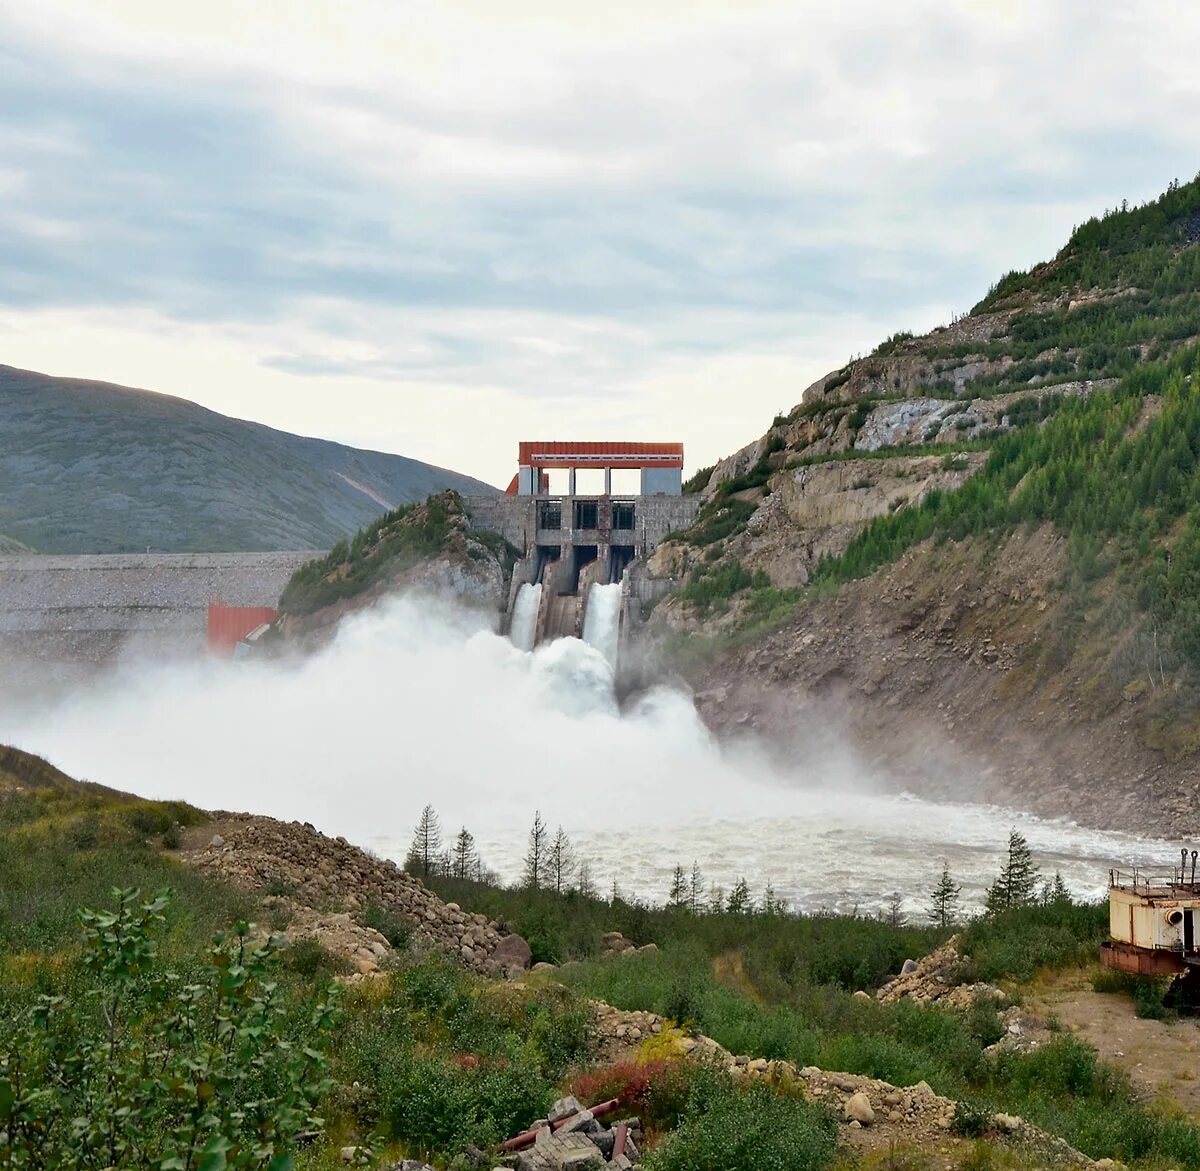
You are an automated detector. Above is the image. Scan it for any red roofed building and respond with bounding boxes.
[510,441,684,496]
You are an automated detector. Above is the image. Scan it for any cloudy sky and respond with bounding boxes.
[1,1,1198,487]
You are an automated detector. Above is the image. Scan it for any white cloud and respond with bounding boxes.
[1,0,1199,485]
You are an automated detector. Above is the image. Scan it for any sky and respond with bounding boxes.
[1,1,1198,488]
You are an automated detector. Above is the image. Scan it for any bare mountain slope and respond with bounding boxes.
[0,364,496,553]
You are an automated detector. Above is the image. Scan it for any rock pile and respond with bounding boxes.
[501,1096,644,1171]
[182,815,518,976]
[875,936,1006,1008]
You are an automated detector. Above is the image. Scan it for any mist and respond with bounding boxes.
[0,593,1174,913]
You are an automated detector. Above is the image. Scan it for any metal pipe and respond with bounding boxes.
[499,1099,621,1153]
[613,1122,628,1159]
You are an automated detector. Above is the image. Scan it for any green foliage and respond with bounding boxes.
[815,349,1200,681]
[279,491,516,616]
[974,173,1200,313]
[361,901,413,950]
[336,956,591,1158]
[960,901,1107,983]
[675,498,757,547]
[678,560,770,613]
[0,888,338,1169]
[682,464,715,494]
[984,830,1040,914]
[0,773,247,958]
[644,1075,837,1171]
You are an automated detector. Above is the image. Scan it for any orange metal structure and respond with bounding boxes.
[517,441,683,469]
[207,601,276,654]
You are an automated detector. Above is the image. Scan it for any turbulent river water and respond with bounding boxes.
[0,593,1178,915]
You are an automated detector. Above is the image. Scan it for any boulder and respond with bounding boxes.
[844,1092,875,1126]
[493,933,533,972]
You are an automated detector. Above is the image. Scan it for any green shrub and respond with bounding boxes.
[281,935,353,980]
[0,889,338,1168]
[644,1075,837,1171]
[362,900,413,949]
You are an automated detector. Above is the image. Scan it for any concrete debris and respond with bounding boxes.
[503,1098,643,1171]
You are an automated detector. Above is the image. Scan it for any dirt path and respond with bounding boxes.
[1028,966,1200,1115]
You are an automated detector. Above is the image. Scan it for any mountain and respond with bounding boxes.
[0,364,497,553]
[642,174,1200,835]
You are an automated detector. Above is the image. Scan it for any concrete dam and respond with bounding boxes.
[0,551,314,689]
[464,441,702,668]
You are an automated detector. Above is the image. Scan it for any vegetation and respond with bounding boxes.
[279,492,518,617]
[811,347,1200,690]
[0,889,339,1169]
[644,1076,837,1171]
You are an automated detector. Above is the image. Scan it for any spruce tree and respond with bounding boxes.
[523,811,548,889]
[886,892,905,928]
[985,829,1040,914]
[928,863,961,927]
[452,827,478,880]
[407,804,442,878]
[726,878,753,915]
[668,865,689,909]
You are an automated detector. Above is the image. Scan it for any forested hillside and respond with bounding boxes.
[645,174,1200,823]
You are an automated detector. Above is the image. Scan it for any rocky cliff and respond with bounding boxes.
[642,176,1200,832]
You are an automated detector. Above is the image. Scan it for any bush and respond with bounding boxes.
[362,900,413,950]
[281,934,353,980]
[0,889,338,1168]
[644,1076,837,1171]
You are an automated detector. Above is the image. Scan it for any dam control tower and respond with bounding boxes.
[463,441,702,652]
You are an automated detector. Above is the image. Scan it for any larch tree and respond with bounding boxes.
[523,811,548,889]
[688,861,704,915]
[407,804,442,879]
[547,826,576,895]
[726,878,753,915]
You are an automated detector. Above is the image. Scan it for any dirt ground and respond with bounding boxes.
[1028,966,1200,1116]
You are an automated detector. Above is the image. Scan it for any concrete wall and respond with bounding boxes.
[464,495,700,559]
[0,551,316,684]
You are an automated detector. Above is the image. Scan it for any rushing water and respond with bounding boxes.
[509,582,542,653]
[581,583,622,670]
[0,592,1179,915]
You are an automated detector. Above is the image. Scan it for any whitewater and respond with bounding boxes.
[0,592,1176,915]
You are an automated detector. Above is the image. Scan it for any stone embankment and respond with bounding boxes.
[181,815,531,978]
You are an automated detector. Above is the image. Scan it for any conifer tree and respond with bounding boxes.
[407,804,442,878]
[726,878,753,915]
[688,861,704,915]
[985,829,1040,914]
[886,891,905,928]
[708,883,725,915]
[523,810,548,889]
[452,826,479,880]
[668,865,689,909]
[547,826,576,895]
[928,863,961,927]
[576,859,596,900]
